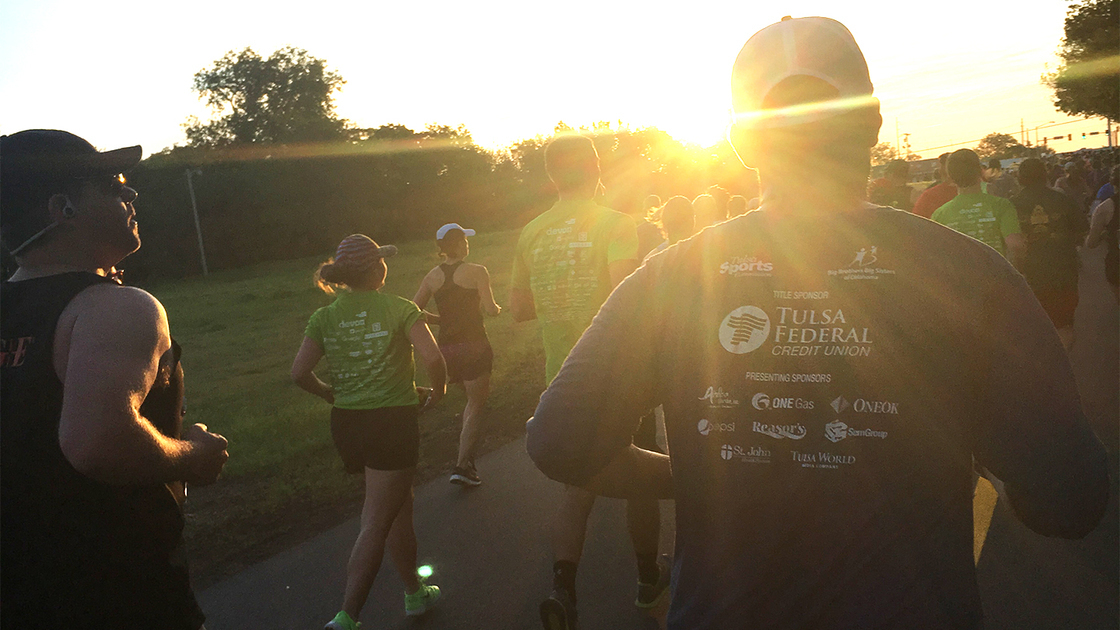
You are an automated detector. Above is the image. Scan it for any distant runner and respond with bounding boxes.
[413,223,501,486]
[1086,165,1119,301]
[291,235,446,630]
[511,135,668,630]
[1011,158,1088,350]
[932,148,1026,264]
[527,16,1109,630]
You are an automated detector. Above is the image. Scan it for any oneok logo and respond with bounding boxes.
[720,306,771,354]
[698,419,735,435]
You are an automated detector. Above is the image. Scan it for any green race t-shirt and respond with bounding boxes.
[931,192,1021,257]
[304,290,424,409]
[512,199,638,383]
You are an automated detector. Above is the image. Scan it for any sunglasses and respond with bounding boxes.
[77,173,137,203]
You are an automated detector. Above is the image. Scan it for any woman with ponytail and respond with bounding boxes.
[291,234,446,630]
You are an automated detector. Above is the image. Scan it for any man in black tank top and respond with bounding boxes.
[1,130,230,629]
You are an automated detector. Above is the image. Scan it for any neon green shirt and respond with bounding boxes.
[512,198,638,384]
[932,192,1022,257]
[304,290,424,409]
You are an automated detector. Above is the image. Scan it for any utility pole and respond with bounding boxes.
[185,168,209,277]
[1020,119,1025,145]
[895,118,900,157]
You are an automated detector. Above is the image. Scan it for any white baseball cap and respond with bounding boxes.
[436,223,476,240]
[731,16,877,130]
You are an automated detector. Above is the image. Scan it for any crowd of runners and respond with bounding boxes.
[2,14,1116,630]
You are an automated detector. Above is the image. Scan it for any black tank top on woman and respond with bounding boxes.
[0,272,203,629]
[433,262,487,346]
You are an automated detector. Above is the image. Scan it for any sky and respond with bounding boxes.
[1,0,1113,158]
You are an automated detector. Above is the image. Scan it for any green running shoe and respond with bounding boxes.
[405,580,441,616]
[324,610,360,630]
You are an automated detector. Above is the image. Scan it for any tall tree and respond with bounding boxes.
[185,47,347,146]
[975,133,1029,160]
[870,142,897,166]
[1044,0,1119,121]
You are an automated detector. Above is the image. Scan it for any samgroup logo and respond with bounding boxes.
[719,255,774,277]
[697,419,735,435]
[719,306,771,354]
[825,419,887,443]
[825,419,848,443]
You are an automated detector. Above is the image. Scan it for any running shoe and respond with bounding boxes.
[539,588,577,630]
[634,554,671,609]
[324,610,360,630]
[405,580,441,616]
[450,465,481,487]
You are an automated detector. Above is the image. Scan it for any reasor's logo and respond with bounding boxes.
[719,306,771,354]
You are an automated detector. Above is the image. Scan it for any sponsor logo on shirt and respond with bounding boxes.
[752,393,814,410]
[720,306,874,358]
[752,421,807,440]
[824,419,888,443]
[700,386,740,408]
[719,255,773,277]
[827,245,896,281]
[792,450,856,469]
[833,395,899,415]
[698,419,735,435]
[719,306,771,354]
[720,443,772,463]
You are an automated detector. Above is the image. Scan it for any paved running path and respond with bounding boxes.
[200,246,1118,630]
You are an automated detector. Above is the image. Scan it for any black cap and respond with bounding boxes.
[1,129,141,179]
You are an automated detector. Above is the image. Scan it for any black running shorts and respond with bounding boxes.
[440,339,494,384]
[330,405,420,472]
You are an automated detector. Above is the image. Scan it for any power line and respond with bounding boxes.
[910,118,1112,155]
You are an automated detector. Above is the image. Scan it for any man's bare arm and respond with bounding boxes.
[1004,232,1027,268]
[408,320,447,411]
[57,286,228,486]
[580,444,673,500]
[510,287,536,322]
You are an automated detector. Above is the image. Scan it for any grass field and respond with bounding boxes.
[146,228,546,586]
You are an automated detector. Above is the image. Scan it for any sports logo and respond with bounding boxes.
[720,306,771,354]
